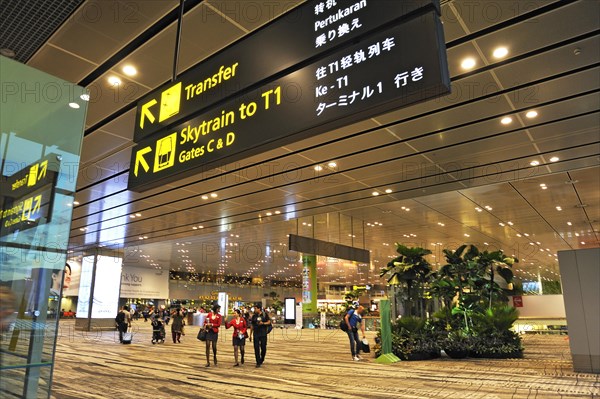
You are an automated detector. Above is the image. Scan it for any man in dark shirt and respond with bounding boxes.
[250,304,271,368]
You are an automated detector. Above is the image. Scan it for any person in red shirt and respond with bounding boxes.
[225,309,248,366]
[203,304,222,367]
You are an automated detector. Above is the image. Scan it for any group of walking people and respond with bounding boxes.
[201,303,271,368]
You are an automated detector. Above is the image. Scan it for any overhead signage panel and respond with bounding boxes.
[0,155,59,237]
[128,11,449,192]
[133,0,439,141]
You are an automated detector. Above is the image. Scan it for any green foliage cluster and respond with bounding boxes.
[379,244,524,360]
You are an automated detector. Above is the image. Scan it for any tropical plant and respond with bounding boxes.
[380,244,432,317]
[470,306,523,358]
[389,316,441,360]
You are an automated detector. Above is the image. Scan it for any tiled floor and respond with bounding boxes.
[50,320,599,399]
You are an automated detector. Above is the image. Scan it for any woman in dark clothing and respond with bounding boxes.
[170,308,184,343]
[203,304,222,367]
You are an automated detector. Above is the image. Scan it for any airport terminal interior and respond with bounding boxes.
[0,0,599,398]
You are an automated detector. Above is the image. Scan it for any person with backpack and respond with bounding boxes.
[115,305,131,343]
[344,305,366,361]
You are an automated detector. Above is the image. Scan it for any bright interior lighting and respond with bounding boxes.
[556,206,562,211]
[461,57,476,70]
[464,234,470,237]
[73,201,80,205]
[107,76,121,86]
[266,212,272,216]
[549,156,560,162]
[372,191,380,196]
[530,160,540,166]
[501,116,512,125]
[122,65,137,76]
[80,94,90,101]
[68,102,80,109]
[385,189,392,194]
[201,195,209,200]
[567,221,572,226]
[327,162,337,168]
[210,193,218,198]
[525,110,538,118]
[314,165,323,171]
[493,46,509,59]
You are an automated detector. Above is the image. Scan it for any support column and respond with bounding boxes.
[558,248,600,374]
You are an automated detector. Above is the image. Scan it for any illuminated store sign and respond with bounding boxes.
[0,155,59,236]
[133,0,439,141]
[128,11,449,192]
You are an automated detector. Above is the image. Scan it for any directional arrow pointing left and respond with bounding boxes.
[134,146,152,177]
[139,99,157,129]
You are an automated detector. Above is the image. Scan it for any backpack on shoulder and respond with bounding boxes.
[115,311,125,324]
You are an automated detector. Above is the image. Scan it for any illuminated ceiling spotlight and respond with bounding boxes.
[210,193,218,198]
[525,110,538,118]
[461,57,476,70]
[484,205,493,211]
[384,188,393,194]
[530,160,540,166]
[327,161,337,168]
[549,156,560,162]
[68,102,80,109]
[201,195,209,200]
[107,76,121,86]
[122,64,137,76]
[492,46,509,59]
[372,191,380,196]
[500,116,513,125]
[314,165,323,171]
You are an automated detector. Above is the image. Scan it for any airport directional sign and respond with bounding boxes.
[133,0,440,142]
[128,11,450,192]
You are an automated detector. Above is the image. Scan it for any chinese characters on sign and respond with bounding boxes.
[314,0,367,48]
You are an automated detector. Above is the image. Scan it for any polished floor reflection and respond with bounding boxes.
[51,320,598,399]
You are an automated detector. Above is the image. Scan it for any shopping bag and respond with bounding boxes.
[197,328,207,341]
[361,338,370,353]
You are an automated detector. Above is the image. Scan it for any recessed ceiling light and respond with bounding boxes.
[210,193,218,198]
[484,205,493,211]
[201,195,209,200]
[475,207,482,212]
[525,110,538,118]
[507,221,514,225]
[73,201,80,205]
[314,165,323,171]
[129,215,136,218]
[499,222,505,226]
[580,241,586,245]
[122,65,137,76]
[567,221,572,226]
[372,191,379,196]
[266,212,272,216]
[385,189,392,194]
[275,211,281,214]
[501,116,512,125]
[68,102,80,109]
[135,213,142,217]
[492,46,509,59]
[556,206,562,211]
[193,226,198,230]
[549,156,559,162]
[516,234,522,237]
[530,160,540,166]
[464,234,470,237]
[80,94,90,101]
[328,162,337,168]
[461,57,476,70]
[107,76,121,86]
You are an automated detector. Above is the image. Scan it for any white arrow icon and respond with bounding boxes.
[139,99,157,129]
[134,146,152,177]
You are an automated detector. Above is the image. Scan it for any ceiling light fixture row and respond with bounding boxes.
[314,161,337,172]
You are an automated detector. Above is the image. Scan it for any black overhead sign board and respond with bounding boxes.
[0,155,59,237]
[133,0,440,141]
[128,10,450,192]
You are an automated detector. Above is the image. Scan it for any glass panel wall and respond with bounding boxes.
[0,56,87,398]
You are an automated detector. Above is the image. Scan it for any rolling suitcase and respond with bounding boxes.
[122,332,132,344]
